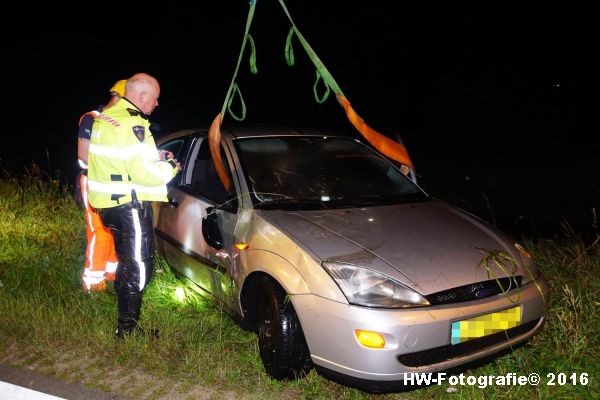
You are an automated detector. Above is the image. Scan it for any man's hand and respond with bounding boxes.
[159,149,174,161]
[167,157,182,172]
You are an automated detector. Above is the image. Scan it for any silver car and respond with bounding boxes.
[154,126,548,391]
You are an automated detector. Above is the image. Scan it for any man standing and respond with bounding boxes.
[87,73,180,337]
[77,79,126,291]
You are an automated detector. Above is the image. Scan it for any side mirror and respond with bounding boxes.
[202,207,224,250]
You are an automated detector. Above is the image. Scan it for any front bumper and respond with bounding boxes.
[293,277,548,382]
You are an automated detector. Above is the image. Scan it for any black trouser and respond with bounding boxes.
[100,201,155,332]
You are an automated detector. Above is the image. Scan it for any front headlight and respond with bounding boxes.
[514,242,540,284]
[322,261,430,308]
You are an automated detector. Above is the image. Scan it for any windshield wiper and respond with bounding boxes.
[327,193,428,207]
[254,198,333,210]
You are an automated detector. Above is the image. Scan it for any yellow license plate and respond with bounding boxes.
[451,306,521,344]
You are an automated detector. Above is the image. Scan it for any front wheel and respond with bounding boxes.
[256,276,312,379]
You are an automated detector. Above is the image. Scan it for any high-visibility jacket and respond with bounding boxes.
[77,106,118,292]
[87,98,178,209]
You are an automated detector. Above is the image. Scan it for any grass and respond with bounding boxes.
[0,166,598,399]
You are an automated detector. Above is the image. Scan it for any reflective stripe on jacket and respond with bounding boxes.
[87,98,177,209]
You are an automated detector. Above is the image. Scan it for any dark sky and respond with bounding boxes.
[2,1,599,235]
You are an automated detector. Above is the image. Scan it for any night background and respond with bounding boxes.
[2,1,599,238]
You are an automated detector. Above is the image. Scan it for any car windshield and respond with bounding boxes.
[235,136,428,210]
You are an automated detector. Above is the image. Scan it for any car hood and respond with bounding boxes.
[256,200,522,295]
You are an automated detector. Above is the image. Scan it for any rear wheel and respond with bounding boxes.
[256,276,312,379]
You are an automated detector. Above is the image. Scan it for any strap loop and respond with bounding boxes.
[227,83,247,121]
[313,71,330,104]
[285,27,295,67]
[248,34,258,74]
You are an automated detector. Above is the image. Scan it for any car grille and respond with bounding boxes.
[425,277,523,305]
[397,318,541,367]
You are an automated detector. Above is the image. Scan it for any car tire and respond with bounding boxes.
[256,276,312,379]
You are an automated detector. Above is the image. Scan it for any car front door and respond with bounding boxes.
[155,135,239,312]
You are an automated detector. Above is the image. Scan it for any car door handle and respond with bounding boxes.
[168,198,179,208]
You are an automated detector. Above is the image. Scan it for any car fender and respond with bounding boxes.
[242,249,310,295]
[237,250,310,329]
[240,245,349,301]
[237,248,347,332]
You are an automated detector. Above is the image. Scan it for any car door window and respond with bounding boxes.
[157,138,188,187]
[159,138,186,161]
[188,138,236,209]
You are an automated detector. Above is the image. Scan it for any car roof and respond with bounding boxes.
[155,128,204,145]
[156,125,351,145]
[224,125,348,139]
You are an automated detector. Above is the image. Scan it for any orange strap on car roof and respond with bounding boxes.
[208,113,230,192]
[336,95,413,166]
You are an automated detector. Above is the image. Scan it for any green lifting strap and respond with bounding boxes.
[279,0,344,99]
[220,0,258,122]
[277,0,415,170]
[286,27,330,103]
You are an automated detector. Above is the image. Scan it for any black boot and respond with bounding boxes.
[115,325,160,339]
[115,291,142,339]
